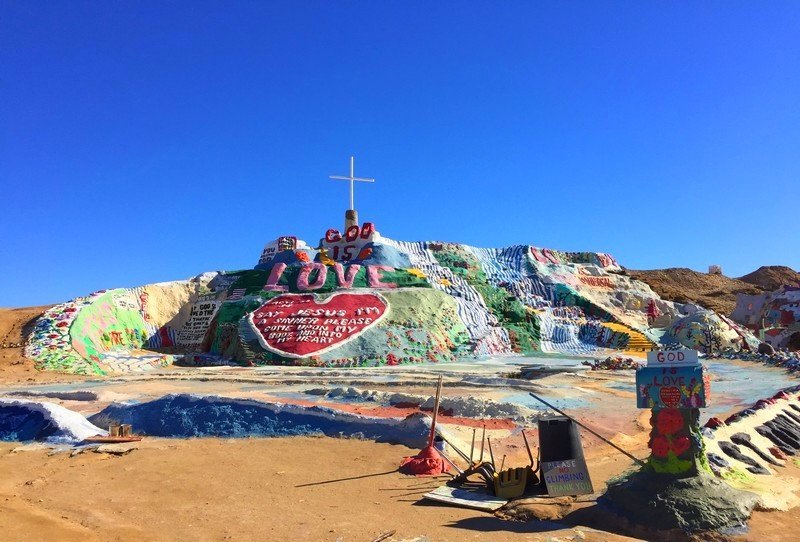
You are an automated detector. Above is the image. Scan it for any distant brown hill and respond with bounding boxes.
[626,268,765,316]
[738,266,800,291]
[0,306,55,382]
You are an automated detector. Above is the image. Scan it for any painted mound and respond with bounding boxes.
[89,394,431,447]
[24,221,753,374]
[663,309,760,353]
[732,286,800,351]
[0,398,105,443]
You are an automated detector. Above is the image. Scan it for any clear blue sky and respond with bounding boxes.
[2,2,799,307]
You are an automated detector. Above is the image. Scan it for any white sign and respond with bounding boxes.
[423,485,508,511]
[321,222,378,262]
[258,236,299,265]
[176,300,220,347]
[646,349,699,367]
[541,459,594,497]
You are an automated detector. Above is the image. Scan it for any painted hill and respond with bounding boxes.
[732,285,800,351]
[738,266,800,291]
[21,221,760,375]
[626,268,764,315]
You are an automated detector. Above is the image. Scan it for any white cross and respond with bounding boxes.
[329,155,375,211]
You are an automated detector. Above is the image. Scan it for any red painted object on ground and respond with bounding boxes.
[399,445,449,476]
[400,375,449,476]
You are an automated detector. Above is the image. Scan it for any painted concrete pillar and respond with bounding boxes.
[636,350,711,476]
[345,209,358,231]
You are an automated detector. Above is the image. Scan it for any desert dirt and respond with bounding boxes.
[626,268,765,315]
[626,265,800,316]
[0,436,645,542]
[0,435,798,542]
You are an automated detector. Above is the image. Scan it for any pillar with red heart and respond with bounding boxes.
[635,355,710,476]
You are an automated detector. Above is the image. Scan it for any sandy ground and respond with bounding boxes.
[0,436,645,542]
[3,436,800,542]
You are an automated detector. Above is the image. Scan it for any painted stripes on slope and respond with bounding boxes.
[380,238,512,354]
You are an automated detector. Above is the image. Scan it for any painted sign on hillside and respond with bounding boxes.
[177,300,220,347]
[320,222,377,262]
[248,293,388,358]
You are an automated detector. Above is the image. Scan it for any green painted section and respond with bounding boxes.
[230,288,470,368]
[720,467,754,485]
[552,283,614,321]
[430,244,541,352]
[68,289,151,375]
[649,451,694,475]
[208,298,264,360]
[33,349,90,375]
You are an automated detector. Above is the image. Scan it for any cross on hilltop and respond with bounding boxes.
[329,156,375,211]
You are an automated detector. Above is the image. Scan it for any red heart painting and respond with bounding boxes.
[659,386,682,408]
[247,293,388,358]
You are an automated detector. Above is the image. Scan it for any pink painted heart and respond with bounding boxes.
[248,293,388,358]
[659,386,682,408]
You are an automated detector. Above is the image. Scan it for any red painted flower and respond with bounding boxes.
[656,408,684,436]
[670,435,691,456]
[650,435,670,458]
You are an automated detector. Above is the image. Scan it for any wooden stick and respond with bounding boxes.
[487,437,496,469]
[522,430,534,467]
[528,392,646,467]
[479,424,486,462]
[428,375,444,448]
[438,450,464,474]
[469,428,476,465]
[372,530,396,542]
[438,434,471,464]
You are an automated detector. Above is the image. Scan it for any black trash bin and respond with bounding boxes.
[537,415,593,496]
[538,415,586,463]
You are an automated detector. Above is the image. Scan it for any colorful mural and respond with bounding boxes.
[664,310,759,353]
[636,365,710,409]
[733,287,800,351]
[25,221,747,373]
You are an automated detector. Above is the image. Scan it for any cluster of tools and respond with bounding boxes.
[400,375,543,499]
[402,376,623,500]
[440,425,542,499]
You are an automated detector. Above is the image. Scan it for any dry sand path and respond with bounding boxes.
[0,437,644,542]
